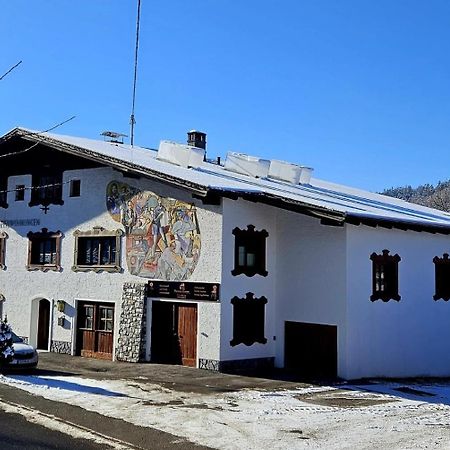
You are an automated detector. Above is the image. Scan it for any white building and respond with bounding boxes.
[1,127,450,379]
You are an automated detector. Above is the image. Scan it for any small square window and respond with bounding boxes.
[70,180,81,197]
[15,185,25,201]
[27,228,62,271]
[232,225,268,277]
[433,254,450,301]
[370,250,401,302]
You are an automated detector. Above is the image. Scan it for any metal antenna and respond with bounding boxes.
[130,0,142,147]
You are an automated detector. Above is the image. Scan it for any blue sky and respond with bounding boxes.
[2,1,450,192]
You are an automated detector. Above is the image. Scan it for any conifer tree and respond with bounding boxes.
[0,317,14,366]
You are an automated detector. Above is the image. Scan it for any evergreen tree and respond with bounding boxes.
[0,318,14,366]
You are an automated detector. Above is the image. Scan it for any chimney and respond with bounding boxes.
[187,130,206,150]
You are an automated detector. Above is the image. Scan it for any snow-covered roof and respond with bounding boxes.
[4,127,450,234]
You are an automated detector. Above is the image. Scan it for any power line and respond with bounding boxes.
[0,180,71,196]
[130,0,142,147]
[0,116,76,160]
[0,61,22,81]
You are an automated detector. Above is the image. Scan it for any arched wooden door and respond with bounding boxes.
[37,298,50,350]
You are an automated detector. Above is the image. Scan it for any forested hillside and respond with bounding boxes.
[382,181,450,212]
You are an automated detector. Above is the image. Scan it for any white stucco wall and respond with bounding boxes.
[0,166,222,363]
[275,211,347,374]
[346,224,450,379]
[220,198,277,362]
[220,199,347,373]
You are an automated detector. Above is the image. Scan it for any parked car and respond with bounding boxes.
[7,332,39,369]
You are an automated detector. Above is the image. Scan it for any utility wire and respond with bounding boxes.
[0,180,71,196]
[0,115,76,159]
[130,0,142,147]
[0,61,22,81]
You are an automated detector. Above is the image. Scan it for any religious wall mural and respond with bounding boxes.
[106,181,201,280]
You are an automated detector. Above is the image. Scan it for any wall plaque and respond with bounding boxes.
[147,281,220,302]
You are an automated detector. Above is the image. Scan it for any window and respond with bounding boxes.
[230,292,267,346]
[433,253,450,301]
[98,306,114,332]
[80,305,94,330]
[370,250,401,302]
[0,176,7,208]
[0,232,7,269]
[232,225,268,277]
[29,173,64,207]
[77,237,116,265]
[73,228,123,272]
[70,179,81,197]
[15,185,25,201]
[27,228,62,271]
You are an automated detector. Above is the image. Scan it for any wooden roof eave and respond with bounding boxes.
[206,188,347,225]
[206,188,450,235]
[6,129,450,235]
[12,130,209,197]
[345,213,450,235]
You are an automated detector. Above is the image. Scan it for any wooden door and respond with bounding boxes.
[151,302,180,364]
[151,302,197,367]
[285,321,337,379]
[37,299,50,350]
[178,304,197,367]
[77,302,114,360]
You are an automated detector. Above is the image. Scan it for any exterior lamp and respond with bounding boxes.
[56,300,65,313]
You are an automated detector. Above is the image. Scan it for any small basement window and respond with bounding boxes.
[433,253,450,301]
[230,292,267,346]
[27,228,62,272]
[69,179,81,197]
[232,225,268,277]
[73,228,123,273]
[370,250,401,302]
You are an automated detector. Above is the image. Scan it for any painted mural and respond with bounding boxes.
[106,181,201,280]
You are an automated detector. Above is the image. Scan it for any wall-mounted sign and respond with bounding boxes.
[0,219,40,228]
[147,281,220,302]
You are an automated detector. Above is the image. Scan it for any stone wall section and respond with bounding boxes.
[115,282,147,362]
[50,340,71,354]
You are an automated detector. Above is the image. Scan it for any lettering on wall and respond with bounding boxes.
[106,181,201,280]
[0,219,40,228]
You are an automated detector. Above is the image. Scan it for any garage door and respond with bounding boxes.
[285,321,337,379]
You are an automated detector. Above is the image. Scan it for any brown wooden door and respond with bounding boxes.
[285,321,337,379]
[178,304,197,367]
[37,299,50,350]
[151,302,197,367]
[77,302,114,360]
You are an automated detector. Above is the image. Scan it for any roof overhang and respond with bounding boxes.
[3,127,450,236]
[1,128,209,196]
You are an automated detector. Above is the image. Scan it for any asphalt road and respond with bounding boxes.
[0,382,210,450]
[0,408,109,450]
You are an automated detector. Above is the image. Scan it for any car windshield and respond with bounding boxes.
[11,332,23,344]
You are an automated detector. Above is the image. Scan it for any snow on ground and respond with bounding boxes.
[1,374,450,449]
